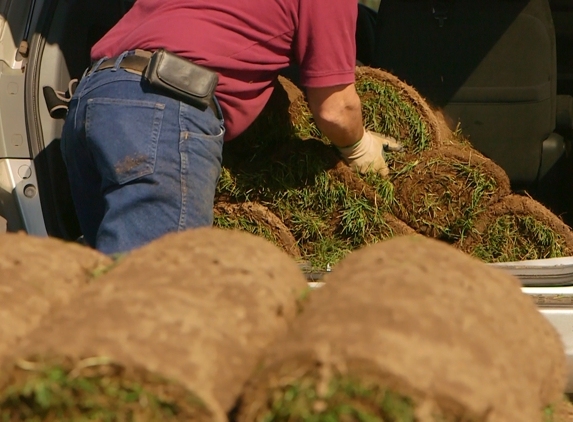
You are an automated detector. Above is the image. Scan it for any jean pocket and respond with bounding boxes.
[85,98,165,187]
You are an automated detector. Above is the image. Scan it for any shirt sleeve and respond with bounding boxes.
[294,0,358,88]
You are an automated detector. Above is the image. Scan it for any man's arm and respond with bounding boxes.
[306,83,401,177]
[306,83,364,148]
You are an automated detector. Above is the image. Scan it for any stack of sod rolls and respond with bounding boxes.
[215,67,573,266]
[0,228,308,421]
[238,236,566,422]
[216,75,418,271]
[0,233,111,360]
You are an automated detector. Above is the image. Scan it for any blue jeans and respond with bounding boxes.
[61,54,225,254]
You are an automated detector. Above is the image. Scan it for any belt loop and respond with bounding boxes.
[86,56,107,79]
[112,51,130,72]
[213,96,224,121]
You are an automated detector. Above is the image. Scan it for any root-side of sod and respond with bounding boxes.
[214,201,302,259]
[391,148,507,243]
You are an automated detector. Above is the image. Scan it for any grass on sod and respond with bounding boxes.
[259,375,459,422]
[392,156,499,243]
[215,71,433,271]
[216,72,572,267]
[216,152,398,271]
[0,359,209,421]
[469,215,572,263]
[355,76,433,155]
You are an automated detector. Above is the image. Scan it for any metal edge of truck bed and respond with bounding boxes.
[492,255,573,392]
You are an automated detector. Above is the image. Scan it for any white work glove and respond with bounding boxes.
[337,129,403,177]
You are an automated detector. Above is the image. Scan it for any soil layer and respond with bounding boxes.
[214,201,302,259]
[0,233,111,361]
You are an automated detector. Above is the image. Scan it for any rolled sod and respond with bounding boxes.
[217,109,411,271]
[228,75,321,148]
[234,67,450,152]
[0,233,111,361]
[237,236,566,422]
[457,194,573,262]
[217,70,428,269]
[392,145,511,242]
[214,201,302,259]
[355,66,448,155]
[0,228,308,421]
[217,66,572,271]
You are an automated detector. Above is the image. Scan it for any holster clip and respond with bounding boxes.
[43,79,78,119]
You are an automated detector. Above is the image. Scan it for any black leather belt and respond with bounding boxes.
[86,50,220,118]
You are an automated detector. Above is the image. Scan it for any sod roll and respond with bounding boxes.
[232,65,451,154]
[0,233,111,361]
[238,236,566,422]
[458,194,573,262]
[214,201,302,259]
[355,66,446,155]
[551,398,573,422]
[392,145,511,242]
[218,116,412,271]
[228,75,321,149]
[218,66,573,271]
[0,228,308,421]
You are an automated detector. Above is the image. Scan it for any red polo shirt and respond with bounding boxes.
[91,0,357,140]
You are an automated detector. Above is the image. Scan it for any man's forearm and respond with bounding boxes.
[306,84,364,148]
[306,82,400,178]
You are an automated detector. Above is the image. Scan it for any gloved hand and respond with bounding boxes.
[337,129,403,177]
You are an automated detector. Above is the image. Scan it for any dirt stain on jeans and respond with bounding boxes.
[115,154,148,175]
